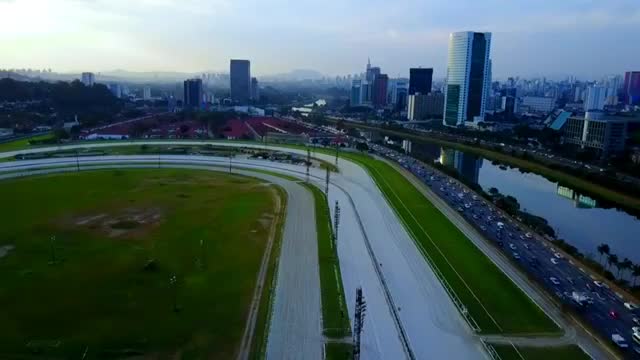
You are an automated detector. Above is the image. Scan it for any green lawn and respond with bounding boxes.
[303,183,351,339]
[325,342,353,360]
[491,344,591,360]
[0,169,283,359]
[337,151,558,335]
[0,133,54,153]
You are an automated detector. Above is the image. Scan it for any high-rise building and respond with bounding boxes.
[443,32,492,127]
[408,92,445,120]
[623,71,640,105]
[81,72,95,87]
[108,84,122,98]
[409,68,433,95]
[350,79,362,106]
[390,79,409,110]
[251,77,259,101]
[372,74,388,107]
[584,85,606,111]
[183,78,203,109]
[521,96,556,113]
[143,86,152,100]
[230,59,251,104]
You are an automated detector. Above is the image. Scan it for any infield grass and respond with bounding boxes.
[0,169,282,359]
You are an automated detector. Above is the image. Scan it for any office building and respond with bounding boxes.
[350,80,363,106]
[372,74,388,107]
[143,86,152,100]
[409,68,433,95]
[230,59,251,104]
[81,72,95,87]
[390,79,409,110]
[521,96,556,113]
[365,59,381,82]
[584,85,606,111]
[108,84,122,98]
[623,71,640,105]
[183,78,203,109]
[562,112,628,157]
[251,77,259,101]
[443,31,492,127]
[408,92,444,120]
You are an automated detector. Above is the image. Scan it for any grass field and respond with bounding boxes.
[491,344,590,360]
[0,169,283,359]
[343,124,640,212]
[336,151,558,335]
[303,183,351,339]
[0,134,54,153]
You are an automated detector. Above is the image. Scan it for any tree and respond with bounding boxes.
[597,243,610,266]
[355,142,369,152]
[632,264,640,287]
[620,258,633,279]
[607,254,619,274]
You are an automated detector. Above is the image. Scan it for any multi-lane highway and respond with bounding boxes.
[371,142,639,359]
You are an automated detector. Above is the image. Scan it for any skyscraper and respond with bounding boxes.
[81,72,95,87]
[251,77,259,101]
[230,59,251,104]
[443,32,492,127]
[350,79,362,106]
[409,68,433,95]
[183,78,203,109]
[623,71,640,105]
[584,85,606,111]
[372,74,388,108]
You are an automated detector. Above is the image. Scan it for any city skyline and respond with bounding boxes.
[1,0,639,79]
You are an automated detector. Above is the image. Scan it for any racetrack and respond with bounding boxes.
[0,142,490,360]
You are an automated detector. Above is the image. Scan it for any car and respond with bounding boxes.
[634,332,640,345]
[480,226,487,231]
[508,232,514,238]
[551,258,559,265]
[549,277,560,285]
[625,302,639,311]
[611,334,628,348]
[634,346,640,355]
[553,252,563,259]
[633,326,640,334]
[525,232,532,239]
[633,317,640,325]
[593,280,608,288]
[509,243,517,250]
[513,252,521,260]
[524,244,530,250]
[609,310,619,319]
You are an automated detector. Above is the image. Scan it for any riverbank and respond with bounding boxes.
[340,122,640,213]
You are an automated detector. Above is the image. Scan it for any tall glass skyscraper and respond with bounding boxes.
[443,32,492,127]
[230,59,251,104]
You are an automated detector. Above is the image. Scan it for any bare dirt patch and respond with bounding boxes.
[0,244,15,259]
[69,208,164,238]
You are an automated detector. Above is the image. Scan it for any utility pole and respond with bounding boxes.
[333,201,340,243]
[229,155,232,174]
[157,154,161,169]
[325,167,330,195]
[353,287,367,360]
[76,149,80,172]
[335,142,340,166]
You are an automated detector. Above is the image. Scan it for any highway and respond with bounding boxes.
[371,142,638,359]
[0,143,490,360]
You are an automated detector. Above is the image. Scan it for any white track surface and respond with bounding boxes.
[0,142,488,360]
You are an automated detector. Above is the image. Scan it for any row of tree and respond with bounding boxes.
[597,243,640,286]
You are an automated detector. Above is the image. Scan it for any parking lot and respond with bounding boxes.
[370,142,640,358]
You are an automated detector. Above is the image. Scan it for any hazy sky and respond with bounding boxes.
[1,0,639,79]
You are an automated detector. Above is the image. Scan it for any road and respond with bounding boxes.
[372,143,635,359]
[0,144,490,360]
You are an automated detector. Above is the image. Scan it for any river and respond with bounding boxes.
[383,135,640,266]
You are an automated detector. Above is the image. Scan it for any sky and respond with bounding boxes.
[1,0,639,80]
